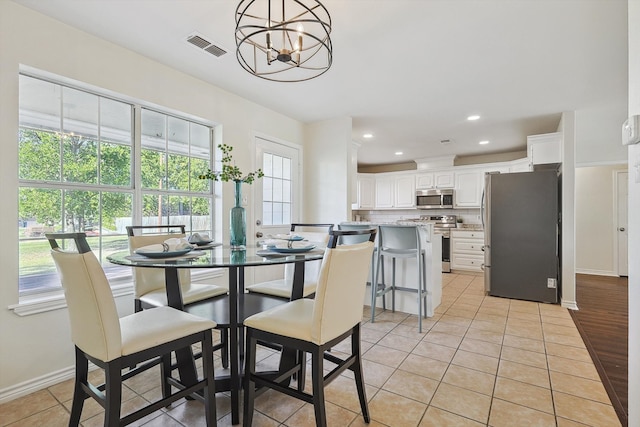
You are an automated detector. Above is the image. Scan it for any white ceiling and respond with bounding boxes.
[13,0,628,166]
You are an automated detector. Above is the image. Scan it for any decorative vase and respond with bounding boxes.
[230,180,247,249]
[230,249,246,264]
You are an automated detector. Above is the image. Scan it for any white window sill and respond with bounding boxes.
[9,283,134,316]
[9,269,225,316]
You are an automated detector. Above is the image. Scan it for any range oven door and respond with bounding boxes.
[439,229,451,273]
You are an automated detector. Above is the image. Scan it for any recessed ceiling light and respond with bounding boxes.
[467,115,480,121]
[479,140,490,145]
[363,133,373,139]
[395,151,403,156]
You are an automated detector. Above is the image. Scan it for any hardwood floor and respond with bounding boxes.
[571,273,628,426]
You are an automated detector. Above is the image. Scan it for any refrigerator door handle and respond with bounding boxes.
[481,189,485,229]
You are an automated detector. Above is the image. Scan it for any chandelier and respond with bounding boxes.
[235,0,332,82]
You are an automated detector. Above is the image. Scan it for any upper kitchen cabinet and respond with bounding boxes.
[528,132,562,166]
[375,173,415,209]
[509,158,531,172]
[454,169,483,208]
[356,174,375,209]
[416,170,455,189]
[395,174,416,207]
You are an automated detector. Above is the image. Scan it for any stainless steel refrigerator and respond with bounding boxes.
[482,169,560,303]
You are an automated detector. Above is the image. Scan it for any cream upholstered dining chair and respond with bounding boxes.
[243,228,377,427]
[246,223,333,299]
[126,225,228,310]
[46,233,217,427]
[126,225,229,368]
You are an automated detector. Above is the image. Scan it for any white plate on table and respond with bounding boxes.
[272,234,305,241]
[135,248,193,258]
[191,242,222,249]
[268,244,317,254]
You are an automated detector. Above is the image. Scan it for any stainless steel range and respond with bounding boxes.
[424,215,456,273]
[404,215,456,273]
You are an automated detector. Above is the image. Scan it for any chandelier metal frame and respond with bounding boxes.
[235,0,333,82]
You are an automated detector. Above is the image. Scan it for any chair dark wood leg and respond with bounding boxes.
[220,328,229,369]
[160,354,172,399]
[243,332,257,427]
[104,360,122,427]
[296,350,306,391]
[69,347,87,427]
[202,332,217,427]
[351,326,370,423]
[311,349,327,427]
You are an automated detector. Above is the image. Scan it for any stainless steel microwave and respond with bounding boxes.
[416,189,454,209]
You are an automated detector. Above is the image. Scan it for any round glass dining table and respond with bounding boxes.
[108,245,325,425]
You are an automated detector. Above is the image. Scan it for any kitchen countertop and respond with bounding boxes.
[456,224,484,231]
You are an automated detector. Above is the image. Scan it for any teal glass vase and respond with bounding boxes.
[230,180,246,249]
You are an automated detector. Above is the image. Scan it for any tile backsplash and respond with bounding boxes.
[353,209,482,224]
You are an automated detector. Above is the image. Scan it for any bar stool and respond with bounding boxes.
[374,224,429,332]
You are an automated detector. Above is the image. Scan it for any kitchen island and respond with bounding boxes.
[341,222,442,318]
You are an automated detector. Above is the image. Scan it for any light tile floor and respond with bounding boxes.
[0,272,622,426]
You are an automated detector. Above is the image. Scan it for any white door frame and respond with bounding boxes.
[614,170,628,276]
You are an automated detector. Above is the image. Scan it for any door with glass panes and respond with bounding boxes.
[250,136,300,282]
[253,136,300,239]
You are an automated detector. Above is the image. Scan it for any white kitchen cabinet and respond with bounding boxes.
[454,170,483,208]
[375,173,415,209]
[451,229,485,272]
[356,174,375,209]
[509,158,531,172]
[435,171,455,188]
[375,176,395,208]
[528,132,561,166]
[395,174,416,208]
[416,170,454,189]
[416,173,434,189]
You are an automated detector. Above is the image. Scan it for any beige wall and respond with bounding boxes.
[0,1,304,399]
[575,164,628,275]
[303,117,353,224]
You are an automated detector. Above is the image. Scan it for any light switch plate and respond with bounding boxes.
[622,115,640,145]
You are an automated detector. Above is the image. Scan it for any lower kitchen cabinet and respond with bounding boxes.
[451,229,485,272]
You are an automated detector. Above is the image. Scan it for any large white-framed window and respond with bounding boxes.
[18,74,215,297]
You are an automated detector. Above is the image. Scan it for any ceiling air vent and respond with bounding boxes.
[186,33,227,58]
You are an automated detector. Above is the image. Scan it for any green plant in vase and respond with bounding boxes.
[199,144,264,249]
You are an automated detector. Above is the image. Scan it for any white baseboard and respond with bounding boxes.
[0,362,99,404]
[575,268,617,277]
[561,299,579,310]
[0,365,75,404]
